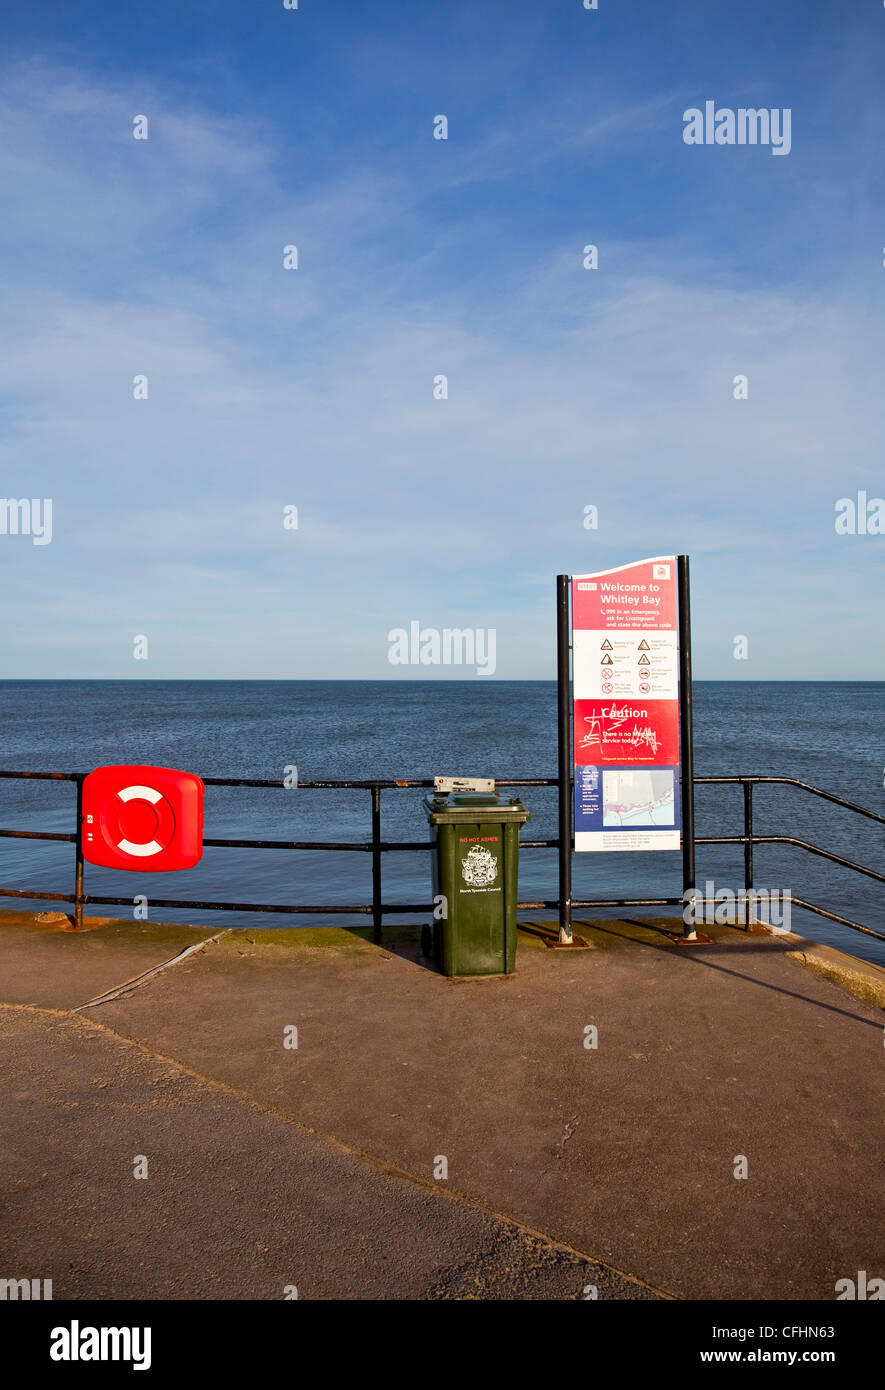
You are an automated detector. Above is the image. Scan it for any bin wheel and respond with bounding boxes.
[420,923,434,958]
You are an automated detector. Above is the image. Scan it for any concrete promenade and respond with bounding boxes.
[1,909,883,1301]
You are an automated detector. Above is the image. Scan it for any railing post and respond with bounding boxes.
[371,785,382,945]
[74,776,85,930]
[556,574,573,944]
[677,556,697,938]
[742,779,754,928]
[743,781,754,891]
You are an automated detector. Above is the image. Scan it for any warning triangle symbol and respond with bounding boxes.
[637,640,650,650]
[638,654,650,665]
[600,640,613,650]
[600,654,613,665]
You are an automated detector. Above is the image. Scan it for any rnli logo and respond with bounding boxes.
[461,844,498,887]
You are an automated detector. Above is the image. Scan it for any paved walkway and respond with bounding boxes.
[1,910,883,1300]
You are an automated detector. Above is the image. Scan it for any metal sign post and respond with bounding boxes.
[556,574,573,944]
[676,555,697,938]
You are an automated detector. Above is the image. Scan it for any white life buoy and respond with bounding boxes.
[112,784,174,858]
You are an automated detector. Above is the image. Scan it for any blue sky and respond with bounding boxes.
[1,0,883,678]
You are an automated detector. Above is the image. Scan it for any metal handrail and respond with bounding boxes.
[0,770,882,944]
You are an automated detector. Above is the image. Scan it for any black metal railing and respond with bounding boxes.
[0,771,882,944]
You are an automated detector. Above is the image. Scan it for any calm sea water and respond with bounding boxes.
[1,680,883,965]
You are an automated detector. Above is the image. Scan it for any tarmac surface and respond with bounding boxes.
[2,909,883,1301]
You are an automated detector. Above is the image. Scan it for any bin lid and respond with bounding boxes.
[425,791,530,824]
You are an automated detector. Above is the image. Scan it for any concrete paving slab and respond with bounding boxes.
[0,1004,657,1301]
[79,918,885,1301]
[0,908,217,1011]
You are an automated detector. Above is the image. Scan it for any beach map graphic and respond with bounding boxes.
[602,769,675,828]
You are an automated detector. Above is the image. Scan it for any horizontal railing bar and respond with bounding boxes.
[0,892,737,915]
[785,896,885,943]
[10,830,869,871]
[202,837,436,852]
[693,775,885,824]
[204,838,374,852]
[561,897,683,909]
[0,887,76,902]
[749,836,885,884]
[82,896,433,914]
[2,885,883,945]
[202,778,410,789]
[0,768,880,819]
[207,838,561,852]
[200,777,560,790]
[0,831,784,852]
[516,900,683,910]
[0,828,77,842]
[0,771,82,782]
[0,898,661,918]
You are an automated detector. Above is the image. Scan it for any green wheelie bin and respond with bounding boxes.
[422,791,530,976]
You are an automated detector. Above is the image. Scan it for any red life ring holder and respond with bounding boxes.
[82,765,203,872]
[105,784,176,859]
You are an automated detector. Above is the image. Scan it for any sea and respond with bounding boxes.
[1,680,883,966]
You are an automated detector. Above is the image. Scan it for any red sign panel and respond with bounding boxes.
[573,698,679,766]
[81,765,204,871]
[572,557,682,852]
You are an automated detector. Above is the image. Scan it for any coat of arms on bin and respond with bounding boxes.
[461,843,498,887]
